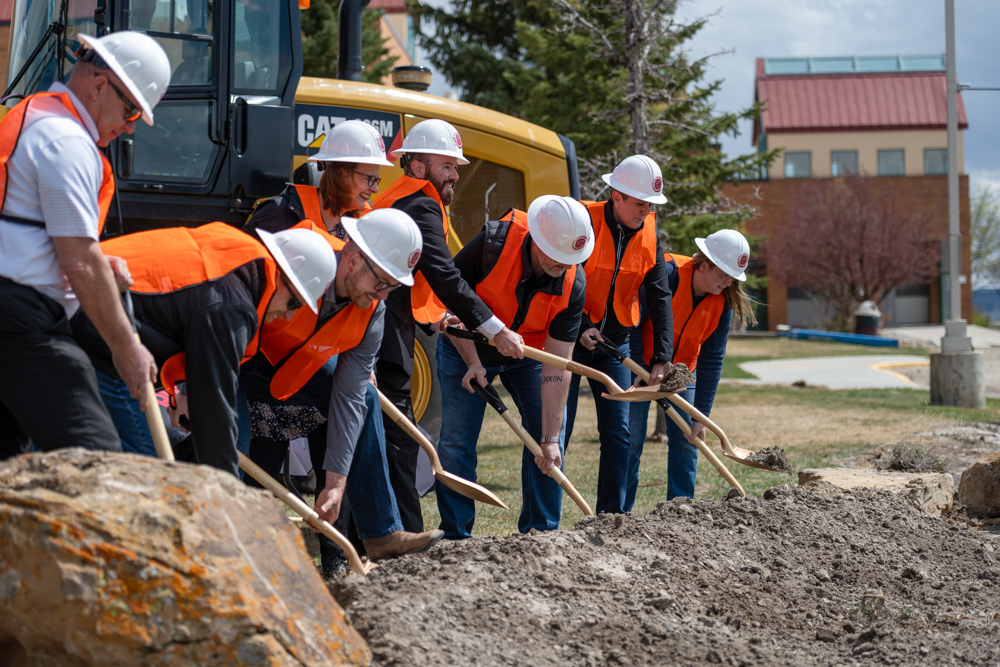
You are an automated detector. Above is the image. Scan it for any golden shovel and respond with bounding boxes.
[377,389,509,510]
[469,378,594,517]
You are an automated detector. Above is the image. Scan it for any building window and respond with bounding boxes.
[831,150,858,177]
[878,149,905,176]
[925,148,948,175]
[784,151,811,178]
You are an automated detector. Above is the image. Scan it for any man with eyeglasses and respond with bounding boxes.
[0,31,170,460]
[242,209,446,568]
[371,118,524,533]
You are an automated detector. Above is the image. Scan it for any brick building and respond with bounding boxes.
[721,56,972,330]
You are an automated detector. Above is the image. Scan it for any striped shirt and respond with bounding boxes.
[0,82,105,316]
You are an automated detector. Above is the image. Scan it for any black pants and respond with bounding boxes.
[376,360,423,532]
[0,279,121,460]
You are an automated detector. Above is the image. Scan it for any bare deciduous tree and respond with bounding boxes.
[765,176,940,330]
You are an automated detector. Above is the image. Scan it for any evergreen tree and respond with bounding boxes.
[413,0,775,255]
[301,2,397,83]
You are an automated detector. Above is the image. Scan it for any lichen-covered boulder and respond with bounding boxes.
[0,449,370,666]
[958,451,1000,517]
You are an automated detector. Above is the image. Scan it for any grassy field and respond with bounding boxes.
[416,337,996,537]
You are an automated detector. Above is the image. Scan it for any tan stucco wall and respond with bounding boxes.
[767,129,965,178]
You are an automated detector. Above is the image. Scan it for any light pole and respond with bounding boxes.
[929,0,985,408]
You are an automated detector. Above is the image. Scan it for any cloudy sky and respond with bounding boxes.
[673,0,1000,187]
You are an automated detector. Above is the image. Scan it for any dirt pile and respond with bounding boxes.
[332,483,1000,667]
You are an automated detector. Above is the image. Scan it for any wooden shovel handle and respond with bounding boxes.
[496,410,595,517]
[376,389,443,471]
[136,335,175,462]
[662,394,738,458]
[237,452,374,576]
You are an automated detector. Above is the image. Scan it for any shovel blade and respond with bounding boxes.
[723,446,792,473]
[435,470,509,509]
[601,386,681,402]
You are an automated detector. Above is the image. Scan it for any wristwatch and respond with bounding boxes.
[541,436,560,444]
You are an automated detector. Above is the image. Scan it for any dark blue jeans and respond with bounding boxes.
[435,339,566,538]
[565,341,633,514]
[626,381,699,504]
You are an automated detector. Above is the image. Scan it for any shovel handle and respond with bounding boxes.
[124,293,175,462]
[446,327,626,394]
[661,404,745,497]
[662,394,739,458]
[237,452,374,576]
[376,389,444,470]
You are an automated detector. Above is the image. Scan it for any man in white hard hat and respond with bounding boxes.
[564,155,675,516]
[371,118,524,533]
[242,209,444,567]
[436,196,593,537]
[0,31,170,459]
[626,229,757,503]
[71,224,337,477]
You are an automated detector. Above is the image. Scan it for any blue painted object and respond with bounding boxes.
[776,328,899,347]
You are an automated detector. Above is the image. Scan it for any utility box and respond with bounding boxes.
[855,301,881,335]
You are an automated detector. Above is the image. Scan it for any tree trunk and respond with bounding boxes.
[624,0,649,155]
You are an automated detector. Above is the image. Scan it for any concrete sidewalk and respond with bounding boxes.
[881,324,1000,350]
[736,355,929,390]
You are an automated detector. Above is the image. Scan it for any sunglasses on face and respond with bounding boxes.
[279,275,305,311]
[354,170,382,188]
[361,254,401,292]
[78,48,143,122]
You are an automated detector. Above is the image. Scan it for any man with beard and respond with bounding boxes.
[370,119,523,532]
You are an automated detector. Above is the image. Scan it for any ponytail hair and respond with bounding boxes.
[691,252,758,327]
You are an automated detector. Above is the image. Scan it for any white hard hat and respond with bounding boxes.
[78,31,171,126]
[306,119,393,167]
[341,208,422,286]
[256,228,337,313]
[695,229,750,282]
[527,195,595,266]
[390,118,469,165]
[602,155,667,204]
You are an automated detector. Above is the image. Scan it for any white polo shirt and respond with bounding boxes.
[0,82,106,316]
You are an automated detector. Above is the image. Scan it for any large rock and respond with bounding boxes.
[958,451,1000,517]
[0,449,370,666]
[798,467,954,516]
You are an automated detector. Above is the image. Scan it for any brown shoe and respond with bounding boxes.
[363,529,444,561]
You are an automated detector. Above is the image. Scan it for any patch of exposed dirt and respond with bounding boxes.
[330,484,1000,666]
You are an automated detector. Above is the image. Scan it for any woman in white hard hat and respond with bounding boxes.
[625,229,758,505]
[245,119,393,239]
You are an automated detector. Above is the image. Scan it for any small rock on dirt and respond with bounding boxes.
[958,452,1000,517]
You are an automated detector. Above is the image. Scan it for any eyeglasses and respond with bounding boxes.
[280,275,305,311]
[712,265,734,284]
[361,254,401,292]
[354,171,382,189]
[79,48,142,122]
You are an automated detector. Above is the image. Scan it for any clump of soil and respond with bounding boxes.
[873,442,950,474]
[659,363,696,393]
[747,446,794,473]
[330,484,1000,666]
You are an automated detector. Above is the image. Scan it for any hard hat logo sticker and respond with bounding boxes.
[652,176,662,193]
[738,252,749,268]
[407,249,422,269]
[376,134,385,152]
[572,236,588,251]
[453,132,462,150]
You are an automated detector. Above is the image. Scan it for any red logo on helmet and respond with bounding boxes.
[453,132,462,150]
[376,134,385,153]
[652,176,663,193]
[738,252,749,269]
[407,249,422,269]
[572,235,588,251]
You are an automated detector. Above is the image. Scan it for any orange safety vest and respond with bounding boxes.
[259,219,378,400]
[474,209,576,348]
[100,223,278,394]
[642,253,725,369]
[370,174,447,324]
[0,92,114,233]
[581,200,657,328]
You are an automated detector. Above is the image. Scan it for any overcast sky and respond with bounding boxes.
[673,0,1000,188]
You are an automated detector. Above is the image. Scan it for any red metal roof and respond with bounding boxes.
[367,0,407,11]
[755,57,968,135]
[1,0,11,22]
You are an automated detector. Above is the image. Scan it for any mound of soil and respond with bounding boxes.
[331,484,1000,666]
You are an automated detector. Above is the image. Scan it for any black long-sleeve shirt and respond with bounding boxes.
[72,262,265,476]
[583,200,673,366]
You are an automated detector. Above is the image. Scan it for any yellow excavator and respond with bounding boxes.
[2,0,579,432]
